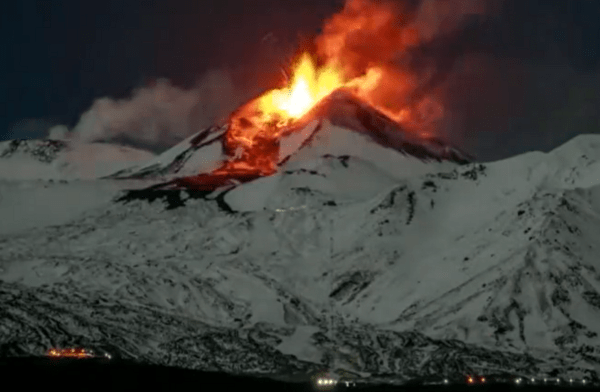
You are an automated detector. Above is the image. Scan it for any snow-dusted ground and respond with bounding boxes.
[2,106,600,384]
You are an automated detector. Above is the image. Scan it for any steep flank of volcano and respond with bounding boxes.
[105,125,228,180]
[278,89,473,166]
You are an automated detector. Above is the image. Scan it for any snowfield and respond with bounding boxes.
[0,139,156,235]
[2,97,600,384]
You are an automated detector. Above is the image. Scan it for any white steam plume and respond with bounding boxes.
[62,68,245,149]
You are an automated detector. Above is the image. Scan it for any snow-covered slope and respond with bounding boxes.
[0,179,151,236]
[0,139,156,235]
[281,89,472,165]
[106,125,228,180]
[2,113,600,383]
[0,139,155,180]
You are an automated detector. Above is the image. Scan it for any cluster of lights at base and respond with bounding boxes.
[316,377,338,386]
[47,347,111,360]
[313,373,593,388]
[439,374,591,387]
[513,376,589,386]
[434,375,594,387]
[313,373,357,389]
[466,376,486,384]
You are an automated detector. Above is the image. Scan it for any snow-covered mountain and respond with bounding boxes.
[2,93,600,385]
[107,90,471,184]
[0,138,154,181]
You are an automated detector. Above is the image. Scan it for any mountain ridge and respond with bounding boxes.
[0,138,154,181]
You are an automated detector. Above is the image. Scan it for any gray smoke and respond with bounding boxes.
[58,69,246,150]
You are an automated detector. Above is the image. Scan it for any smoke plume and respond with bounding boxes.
[315,0,504,138]
[61,69,245,150]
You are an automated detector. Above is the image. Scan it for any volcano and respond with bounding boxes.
[5,82,600,386]
[5,0,600,384]
[108,89,472,193]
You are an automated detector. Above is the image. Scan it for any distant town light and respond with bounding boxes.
[315,376,339,388]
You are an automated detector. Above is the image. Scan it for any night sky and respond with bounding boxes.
[1,0,599,161]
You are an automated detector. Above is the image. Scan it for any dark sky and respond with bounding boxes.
[1,0,599,161]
